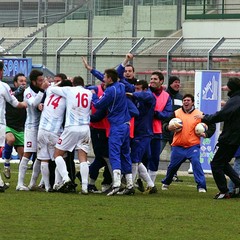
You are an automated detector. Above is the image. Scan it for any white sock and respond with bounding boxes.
[5,159,10,163]
[4,159,10,168]
[132,163,138,183]
[80,162,89,192]
[55,156,69,182]
[125,173,133,189]
[17,156,29,186]
[0,174,4,187]
[39,177,44,186]
[148,170,157,184]
[113,169,121,188]
[41,162,51,191]
[54,167,62,186]
[29,159,41,187]
[139,163,154,187]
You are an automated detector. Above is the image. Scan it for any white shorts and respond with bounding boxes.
[55,125,91,153]
[37,129,59,160]
[24,128,38,153]
[0,124,6,147]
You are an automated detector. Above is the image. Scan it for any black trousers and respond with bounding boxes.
[211,143,240,193]
[89,128,112,185]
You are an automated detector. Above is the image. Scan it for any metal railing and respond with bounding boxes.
[0,12,66,27]
[1,36,240,91]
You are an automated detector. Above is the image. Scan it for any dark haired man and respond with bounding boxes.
[54,73,76,188]
[3,73,27,179]
[54,73,67,85]
[92,68,134,196]
[35,79,72,192]
[16,69,49,191]
[127,80,157,193]
[82,53,137,86]
[195,77,240,199]
[147,71,172,184]
[52,76,92,194]
[117,53,138,86]
[162,94,215,192]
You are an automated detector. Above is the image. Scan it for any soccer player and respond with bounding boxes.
[37,79,72,192]
[49,73,76,189]
[126,80,157,194]
[16,70,49,191]
[87,83,112,193]
[82,58,112,193]
[0,61,27,191]
[51,76,92,194]
[117,53,138,85]
[92,68,134,196]
[3,73,27,179]
[53,73,67,85]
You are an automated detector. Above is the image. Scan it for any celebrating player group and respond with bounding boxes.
[1,54,240,200]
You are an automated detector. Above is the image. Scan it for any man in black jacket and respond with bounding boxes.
[195,77,240,199]
[3,73,27,179]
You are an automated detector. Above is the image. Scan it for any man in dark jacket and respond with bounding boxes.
[195,77,240,199]
[3,73,27,179]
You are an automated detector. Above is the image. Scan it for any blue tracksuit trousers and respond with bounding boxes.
[109,123,132,174]
[162,145,206,190]
[130,136,151,164]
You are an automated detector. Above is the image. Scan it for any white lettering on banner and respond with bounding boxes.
[2,58,32,77]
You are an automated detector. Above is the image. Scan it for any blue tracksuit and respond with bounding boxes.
[130,90,156,163]
[92,81,132,173]
[90,69,104,82]
[132,90,155,138]
[90,64,136,94]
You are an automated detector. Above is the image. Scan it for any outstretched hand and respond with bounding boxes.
[126,53,133,61]
[122,53,134,66]
[82,56,92,71]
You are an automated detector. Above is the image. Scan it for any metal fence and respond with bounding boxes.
[1,36,240,102]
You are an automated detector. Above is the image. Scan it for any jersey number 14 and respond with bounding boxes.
[47,94,62,109]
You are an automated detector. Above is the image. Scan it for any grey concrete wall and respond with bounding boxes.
[182,20,240,38]
[0,5,182,38]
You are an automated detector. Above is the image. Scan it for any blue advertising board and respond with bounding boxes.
[1,58,32,77]
[194,70,221,173]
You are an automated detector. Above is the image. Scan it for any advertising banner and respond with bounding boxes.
[194,70,221,173]
[1,58,32,77]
